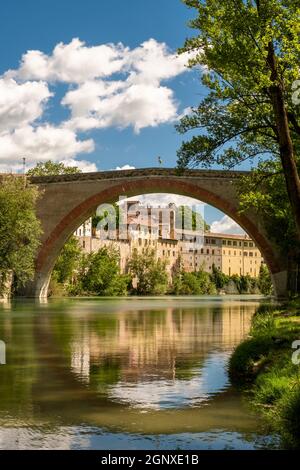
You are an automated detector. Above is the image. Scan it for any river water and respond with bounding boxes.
[0,296,279,450]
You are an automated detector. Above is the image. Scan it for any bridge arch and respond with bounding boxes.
[24,170,287,298]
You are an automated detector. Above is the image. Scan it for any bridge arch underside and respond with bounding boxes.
[29,177,287,299]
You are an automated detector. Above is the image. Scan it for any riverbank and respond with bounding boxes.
[229,298,300,448]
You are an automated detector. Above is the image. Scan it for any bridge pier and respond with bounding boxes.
[271,270,288,299]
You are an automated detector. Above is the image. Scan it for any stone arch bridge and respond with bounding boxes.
[22,168,287,298]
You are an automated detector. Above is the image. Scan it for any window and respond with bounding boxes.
[222,240,226,245]
[212,249,215,255]
[233,241,237,246]
[201,248,204,254]
[234,251,236,256]
[249,242,253,247]
[83,240,85,249]
[249,252,253,257]
[244,252,248,256]
[228,250,231,255]
[207,249,210,254]
[227,240,232,246]
[211,239,216,245]
[244,242,248,247]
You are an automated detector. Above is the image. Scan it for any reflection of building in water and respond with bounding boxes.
[0,427,90,450]
[74,201,265,279]
[68,304,254,384]
[70,335,90,384]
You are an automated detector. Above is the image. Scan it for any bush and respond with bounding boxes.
[229,337,274,383]
[82,246,130,296]
[278,386,300,448]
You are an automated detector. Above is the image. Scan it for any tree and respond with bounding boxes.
[210,264,229,290]
[82,246,130,295]
[177,1,300,241]
[0,175,41,295]
[128,248,168,295]
[258,263,273,296]
[27,160,80,176]
[173,269,216,295]
[51,236,83,285]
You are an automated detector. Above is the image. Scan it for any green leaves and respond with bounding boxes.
[0,176,42,292]
[128,247,168,295]
[177,0,300,170]
[27,160,81,176]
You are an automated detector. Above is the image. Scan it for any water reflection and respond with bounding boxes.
[0,296,278,449]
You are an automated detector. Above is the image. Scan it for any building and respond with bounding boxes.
[180,232,264,277]
[74,201,264,279]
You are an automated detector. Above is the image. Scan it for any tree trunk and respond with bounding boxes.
[267,43,300,243]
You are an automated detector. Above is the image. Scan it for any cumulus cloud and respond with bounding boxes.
[0,78,51,132]
[9,38,189,85]
[7,38,127,83]
[60,158,98,172]
[0,125,94,172]
[0,38,193,172]
[210,215,245,234]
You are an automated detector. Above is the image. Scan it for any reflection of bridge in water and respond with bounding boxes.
[0,298,265,445]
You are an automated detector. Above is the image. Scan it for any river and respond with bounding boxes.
[0,295,279,450]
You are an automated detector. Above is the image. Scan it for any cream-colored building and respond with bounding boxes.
[180,232,264,277]
[74,202,264,279]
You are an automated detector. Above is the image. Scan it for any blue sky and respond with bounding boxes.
[0,0,244,232]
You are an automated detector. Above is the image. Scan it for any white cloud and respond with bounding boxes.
[0,125,94,172]
[9,38,189,85]
[0,78,51,132]
[126,193,206,209]
[60,158,98,173]
[0,38,193,171]
[210,215,245,234]
[7,38,127,83]
[126,38,189,86]
[114,165,136,170]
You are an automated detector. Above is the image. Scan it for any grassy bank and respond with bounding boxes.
[229,299,300,448]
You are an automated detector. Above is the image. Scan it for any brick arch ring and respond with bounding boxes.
[35,177,283,298]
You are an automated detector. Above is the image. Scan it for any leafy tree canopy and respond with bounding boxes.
[128,247,168,295]
[27,160,81,176]
[177,0,300,238]
[0,176,42,292]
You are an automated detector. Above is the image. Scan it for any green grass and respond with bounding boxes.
[229,299,300,448]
